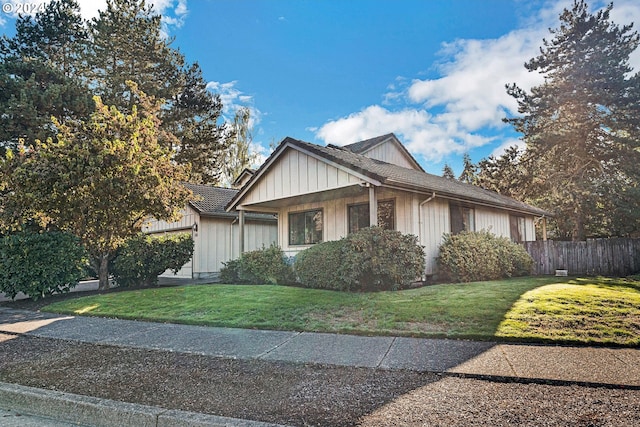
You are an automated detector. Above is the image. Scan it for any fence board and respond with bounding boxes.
[523,238,640,276]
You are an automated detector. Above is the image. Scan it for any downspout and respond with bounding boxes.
[418,192,436,281]
[418,192,436,244]
[231,217,238,258]
[239,210,245,255]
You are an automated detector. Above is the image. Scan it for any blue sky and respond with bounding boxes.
[2,0,639,175]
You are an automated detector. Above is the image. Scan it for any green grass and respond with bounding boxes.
[42,276,640,346]
[496,277,640,346]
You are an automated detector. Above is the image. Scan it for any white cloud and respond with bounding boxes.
[317,105,492,162]
[206,80,262,128]
[315,0,640,162]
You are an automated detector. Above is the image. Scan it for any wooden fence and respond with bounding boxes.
[522,238,640,276]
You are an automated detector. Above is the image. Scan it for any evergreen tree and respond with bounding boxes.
[0,0,93,153]
[87,0,228,182]
[476,146,531,200]
[458,153,478,184]
[442,163,456,180]
[505,0,640,239]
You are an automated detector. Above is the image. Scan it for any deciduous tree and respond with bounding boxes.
[7,84,191,289]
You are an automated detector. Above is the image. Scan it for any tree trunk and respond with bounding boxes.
[98,254,110,290]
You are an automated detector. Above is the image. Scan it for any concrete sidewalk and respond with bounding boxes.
[0,306,639,426]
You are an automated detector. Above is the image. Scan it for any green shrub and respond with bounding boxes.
[0,231,88,300]
[294,240,347,290]
[219,258,241,283]
[436,230,533,282]
[294,227,426,292]
[220,244,294,285]
[111,233,194,287]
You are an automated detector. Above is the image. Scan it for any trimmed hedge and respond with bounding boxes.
[295,227,426,292]
[436,230,533,282]
[220,244,295,285]
[111,233,194,287]
[0,231,88,300]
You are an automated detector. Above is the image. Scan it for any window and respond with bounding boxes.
[510,215,526,242]
[289,209,323,245]
[348,200,395,234]
[450,203,475,235]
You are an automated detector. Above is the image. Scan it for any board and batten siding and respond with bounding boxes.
[361,142,419,170]
[196,218,277,277]
[278,188,419,258]
[145,206,277,279]
[475,207,511,238]
[143,205,198,234]
[241,148,363,206]
[420,198,450,275]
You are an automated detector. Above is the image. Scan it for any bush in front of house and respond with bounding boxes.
[436,230,533,283]
[294,227,426,292]
[111,233,194,287]
[294,240,347,290]
[0,230,88,300]
[220,244,294,285]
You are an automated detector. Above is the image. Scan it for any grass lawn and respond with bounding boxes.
[42,276,640,346]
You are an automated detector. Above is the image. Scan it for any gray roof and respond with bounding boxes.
[183,183,275,221]
[337,133,425,172]
[285,137,549,216]
[340,133,397,154]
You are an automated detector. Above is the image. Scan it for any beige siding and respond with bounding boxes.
[363,142,419,170]
[525,217,536,241]
[475,207,511,238]
[146,208,277,278]
[143,206,198,233]
[278,188,418,258]
[420,199,450,275]
[199,218,278,275]
[242,148,363,206]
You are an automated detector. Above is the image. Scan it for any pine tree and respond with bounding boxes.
[476,146,531,200]
[0,0,93,153]
[458,153,478,184]
[442,163,456,180]
[86,0,229,182]
[505,0,640,239]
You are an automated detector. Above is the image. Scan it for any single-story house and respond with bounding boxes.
[226,133,549,276]
[143,182,277,279]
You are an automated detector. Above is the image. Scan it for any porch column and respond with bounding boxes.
[239,209,245,254]
[369,185,378,227]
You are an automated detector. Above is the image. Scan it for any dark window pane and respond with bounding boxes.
[378,200,395,230]
[450,204,474,235]
[348,204,369,234]
[289,210,323,245]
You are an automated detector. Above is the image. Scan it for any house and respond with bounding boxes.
[226,133,548,276]
[143,182,277,279]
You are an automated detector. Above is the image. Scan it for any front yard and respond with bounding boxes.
[41,276,640,346]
